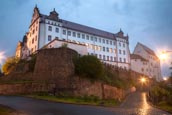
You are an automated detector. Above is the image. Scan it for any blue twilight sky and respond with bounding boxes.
[0,0,172,77]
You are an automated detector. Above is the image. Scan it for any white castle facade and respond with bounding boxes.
[131,43,162,81]
[16,6,131,70]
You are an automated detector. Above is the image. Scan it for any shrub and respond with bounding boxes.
[74,55,104,80]
[2,57,19,75]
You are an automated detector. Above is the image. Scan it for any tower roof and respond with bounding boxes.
[49,8,59,20]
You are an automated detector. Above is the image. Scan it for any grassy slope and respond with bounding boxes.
[157,102,172,113]
[26,94,120,107]
[0,105,15,115]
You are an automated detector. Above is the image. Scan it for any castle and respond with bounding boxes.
[15,6,130,70]
[15,6,162,81]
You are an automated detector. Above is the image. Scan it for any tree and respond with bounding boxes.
[2,57,19,75]
[0,69,3,77]
[74,55,104,79]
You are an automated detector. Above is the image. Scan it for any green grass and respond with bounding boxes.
[157,101,172,113]
[0,105,15,115]
[26,93,120,107]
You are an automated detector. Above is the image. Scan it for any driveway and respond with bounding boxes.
[0,92,171,115]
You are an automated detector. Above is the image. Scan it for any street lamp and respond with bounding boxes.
[160,51,172,77]
[141,77,146,83]
[159,51,172,60]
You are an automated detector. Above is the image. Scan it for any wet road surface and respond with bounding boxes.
[0,92,171,115]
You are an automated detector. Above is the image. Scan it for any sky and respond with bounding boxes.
[0,0,172,77]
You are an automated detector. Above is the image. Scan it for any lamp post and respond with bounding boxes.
[140,77,147,91]
[160,51,172,77]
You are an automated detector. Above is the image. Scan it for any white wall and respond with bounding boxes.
[46,39,88,55]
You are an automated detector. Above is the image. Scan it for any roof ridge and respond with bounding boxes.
[138,42,155,53]
[62,19,115,35]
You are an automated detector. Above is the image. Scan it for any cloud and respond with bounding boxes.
[0,0,172,76]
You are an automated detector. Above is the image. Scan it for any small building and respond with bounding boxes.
[42,38,88,56]
[130,54,149,76]
[131,42,162,81]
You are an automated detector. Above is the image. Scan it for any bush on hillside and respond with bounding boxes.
[149,85,170,104]
[2,57,19,75]
[2,55,36,75]
[74,55,104,80]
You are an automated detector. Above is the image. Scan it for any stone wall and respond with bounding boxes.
[0,48,129,100]
[0,83,55,95]
[0,78,125,100]
[103,84,124,100]
[34,48,77,82]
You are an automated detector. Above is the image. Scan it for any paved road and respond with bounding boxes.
[0,92,171,115]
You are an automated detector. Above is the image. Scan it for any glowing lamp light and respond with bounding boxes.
[160,52,168,60]
[140,77,146,83]
[163,77,168,81]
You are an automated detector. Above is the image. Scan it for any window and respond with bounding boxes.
[48,26,52,31]
[36,26,38,31]
[67,31,71,36]
[103,47,105,52]
[106,40,109,44]
[111,56,113,61]
[119,42,121,46]
[141,68,144,72]
[99,38,101,43]
[110,41,112,45]
[63,30,66,35]
[32,38,34,44]
[73,32,76,37]
[113,41,115,45]
[123,50,126,55]
[99,54,102,59]
[109,48,113,53]
[32,29,35,34]
[91,36,93,41]
[94,37,97,42]
[107,56,109,61]
[82,34,85,39]
[119,49,121,54]
[86,35,89,40]
[48,35,52,41]
[103,55,105,60]
[114,49,116,53]
[56,28,59,33]
[98,46,101,51]
[119,57,122,62]
[124,58,126,63]
[123,43,125,47]
[77,33,80,38]
[103,39,105,43]
[106,47,109,52]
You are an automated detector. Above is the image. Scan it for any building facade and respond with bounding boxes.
[131,42,162,81]
[16,6,131,69]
